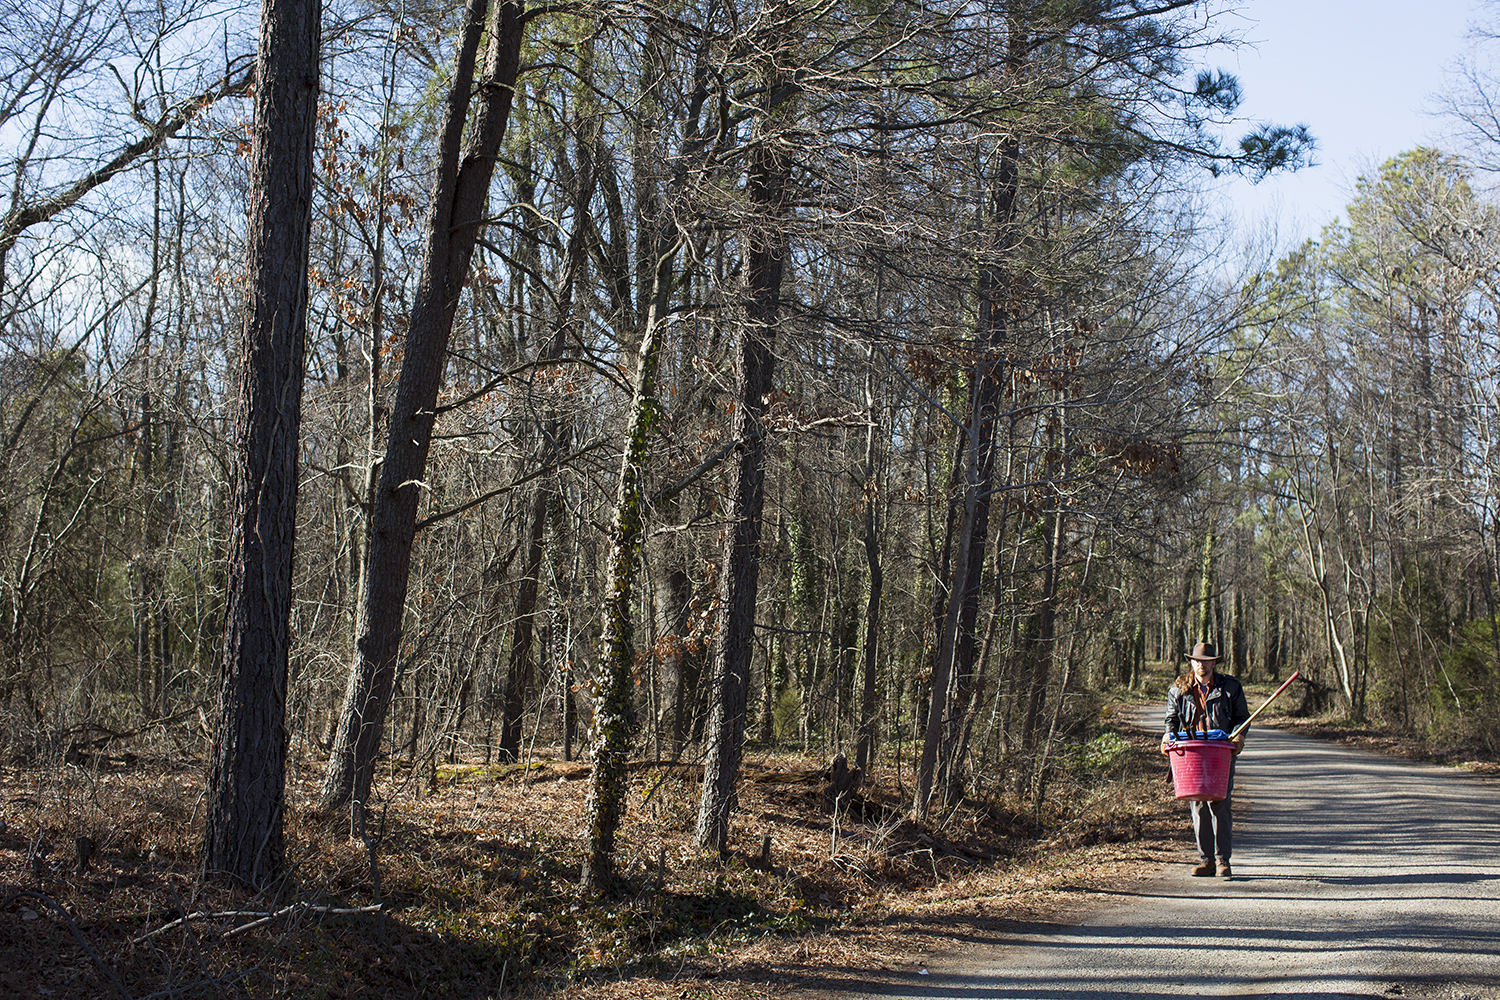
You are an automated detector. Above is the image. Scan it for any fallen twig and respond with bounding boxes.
[132,902,382,944]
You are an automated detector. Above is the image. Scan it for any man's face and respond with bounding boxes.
[1193,658,1217,684]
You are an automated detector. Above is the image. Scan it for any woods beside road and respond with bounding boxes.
[7,684,1500,998]
[4,0,1500,995]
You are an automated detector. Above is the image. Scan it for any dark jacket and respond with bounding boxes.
[1165,670,1250,738]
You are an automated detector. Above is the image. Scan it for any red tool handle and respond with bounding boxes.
[1229,670,1300,741]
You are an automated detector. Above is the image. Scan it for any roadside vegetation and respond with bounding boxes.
[10,668,1491,999]
[5,0,1500,995]
[2,674,1172,999]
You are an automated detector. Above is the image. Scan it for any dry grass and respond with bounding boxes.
[0,701,1201,1000]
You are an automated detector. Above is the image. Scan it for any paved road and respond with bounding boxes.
[881,722,1500,999]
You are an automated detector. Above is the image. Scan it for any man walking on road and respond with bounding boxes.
[1162,641,1250,878]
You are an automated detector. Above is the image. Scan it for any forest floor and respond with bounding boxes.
[2,673,1496,1000]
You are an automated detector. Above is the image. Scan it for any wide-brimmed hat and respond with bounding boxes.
[1187,641,1219,662]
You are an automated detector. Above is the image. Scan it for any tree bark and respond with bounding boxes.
[319,0,525,814]
[913,73,1022,820]
[583,237,674,893]
[202,0,318,888]
[693,64,790,854]
[854,343,883,776]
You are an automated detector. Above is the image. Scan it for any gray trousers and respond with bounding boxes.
[1190,759,1236,862]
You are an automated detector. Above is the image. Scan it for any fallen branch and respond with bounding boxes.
[133,903,382,944]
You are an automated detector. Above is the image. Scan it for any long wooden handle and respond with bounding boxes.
[1229,670,1300,741]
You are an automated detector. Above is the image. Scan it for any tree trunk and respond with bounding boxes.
[1018,456,1065,797]
[855,345,883,775]
[498,492,549,759]
[202,0,318,888]
[915,397,984,820]
[583,238,674,893]
[693,41,791,852]
[1195,528,1216,644]
[692,326,778,851]
[319,0,525,814]
[913,75,1022,819]
[498,121,597,759]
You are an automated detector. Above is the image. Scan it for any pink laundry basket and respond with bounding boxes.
[1168,740,1233,802]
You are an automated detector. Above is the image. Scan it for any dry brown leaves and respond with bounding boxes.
[0,717,1202,1000]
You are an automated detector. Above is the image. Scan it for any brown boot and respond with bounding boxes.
[1192,860,1215,876]
[1217,861,1232,879]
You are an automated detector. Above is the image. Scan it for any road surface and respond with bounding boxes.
[881,722,1500,999]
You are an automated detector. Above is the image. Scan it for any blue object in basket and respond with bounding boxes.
[1170,728,1230,742]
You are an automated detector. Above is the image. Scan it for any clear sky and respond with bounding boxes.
[1209,0,1487,246]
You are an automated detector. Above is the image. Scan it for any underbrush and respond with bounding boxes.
[0,711,1182,999]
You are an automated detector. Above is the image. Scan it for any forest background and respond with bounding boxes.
[4,0,1500,994]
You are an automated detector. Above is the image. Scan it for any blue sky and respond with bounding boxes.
[1210,0,1486,245]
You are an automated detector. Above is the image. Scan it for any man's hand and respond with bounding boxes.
[1231,733,1246,755]
[1160,739,1172,755]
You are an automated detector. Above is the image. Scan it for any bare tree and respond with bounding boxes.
[202,0,318,888]
[0,0,252,295]
[693,0,793,855]
[319,0,525,815]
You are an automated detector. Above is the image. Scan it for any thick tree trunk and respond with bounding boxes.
[693,120,788,855]
[319,0,524,814]
[1195,528,1216,643]
[202,0,318,888]
[693,345,776,852]
[915,396,983,820]
[653,566,697,753]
